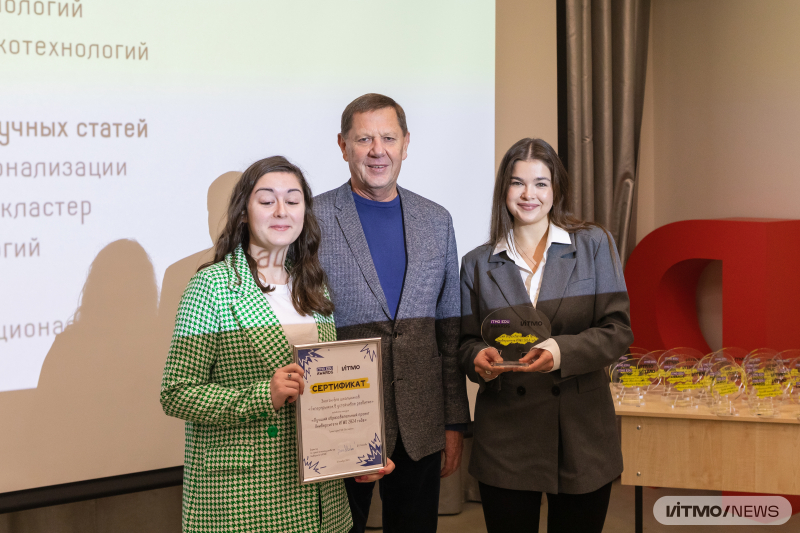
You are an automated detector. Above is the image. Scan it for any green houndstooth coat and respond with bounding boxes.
[161,246,352,533]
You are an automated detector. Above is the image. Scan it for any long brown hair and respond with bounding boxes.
[200,156,333,316]
[489,138,617,262]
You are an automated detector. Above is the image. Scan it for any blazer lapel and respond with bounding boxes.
[226,247,292,367]
[333,183,392,320]
[487,253,532,309]
[394,187,424,320]
[536,238,577,324]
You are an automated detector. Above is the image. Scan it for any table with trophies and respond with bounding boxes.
[610,347,800,532]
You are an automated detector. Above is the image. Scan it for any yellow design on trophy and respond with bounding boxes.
[494,332,539,346]
[619,368,654,387]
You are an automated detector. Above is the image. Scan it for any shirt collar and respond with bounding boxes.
[493,222,571,268]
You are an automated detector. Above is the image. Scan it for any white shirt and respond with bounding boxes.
[263,283,319,348]
[489,222,572,372]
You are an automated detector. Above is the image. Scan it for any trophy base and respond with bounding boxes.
[491,361,529,368]
[748,405,781,418]
[662,391,696,408]
[712,402,739,417]
[618,388,643,406]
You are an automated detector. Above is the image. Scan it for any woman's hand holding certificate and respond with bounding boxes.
[270,363,306,411]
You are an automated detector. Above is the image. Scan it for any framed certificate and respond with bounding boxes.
[293,338,386,484]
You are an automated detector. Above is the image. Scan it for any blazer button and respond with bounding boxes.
[551,386,561,397]
[517,386,526,396]
[267,425,278,437]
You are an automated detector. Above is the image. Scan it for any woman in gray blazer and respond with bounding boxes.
[458,138,633,533]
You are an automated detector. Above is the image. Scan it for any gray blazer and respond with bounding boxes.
[315,182,470,461]
[458,226,633,494]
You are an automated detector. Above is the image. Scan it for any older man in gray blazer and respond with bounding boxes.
[314,94,470,533]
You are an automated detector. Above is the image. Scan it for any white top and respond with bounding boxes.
[263,283,319,348]
[489,222,572,372]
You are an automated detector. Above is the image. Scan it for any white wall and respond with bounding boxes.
[635,0,800,349]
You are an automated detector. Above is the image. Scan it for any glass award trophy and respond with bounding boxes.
[657,346,704,371]
[695,353,726,406]
[637,354,662,395]
[744,349,788,417]
[481,306,551,368]
[778,351,800,405]
[611,359,642,406]
[610,353,659,406]
[742,347,778,371]
[709,362,746,416]
[609,361,624,397]
[697,347,747,408]
[694,354,715,406]
[658,347,704,407]
[711,347,747,366]
[610,351,641,383]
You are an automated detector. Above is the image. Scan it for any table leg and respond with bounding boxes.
[635,485,642,533]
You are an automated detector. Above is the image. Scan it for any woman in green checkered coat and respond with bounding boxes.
[161,156,392,532]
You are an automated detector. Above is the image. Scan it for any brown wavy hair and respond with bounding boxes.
[199,156,333,316]
[489,138,617,264]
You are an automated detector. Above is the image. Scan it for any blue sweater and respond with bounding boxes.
[352,192,466,434]
[352,192,407,319]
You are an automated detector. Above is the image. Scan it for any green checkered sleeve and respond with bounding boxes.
[160,271,277,426]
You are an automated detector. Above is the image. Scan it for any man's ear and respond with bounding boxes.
[401,131,410,161]
[337,133,349,162]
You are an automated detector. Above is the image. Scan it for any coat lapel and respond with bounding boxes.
[333,183,392,320]
[394,187,424,320]
[226,247,292,366]
[536,238,577,324]
[486,253,532,309]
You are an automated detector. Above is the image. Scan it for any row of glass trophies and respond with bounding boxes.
[610,347,800,417]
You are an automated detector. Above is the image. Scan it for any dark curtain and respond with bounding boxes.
[566,0,650,264]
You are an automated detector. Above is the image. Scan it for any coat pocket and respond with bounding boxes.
[202,445,254,471]
[577,370,608,394]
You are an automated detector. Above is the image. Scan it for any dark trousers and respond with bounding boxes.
[478,480,613,533]
[345,436,441,533]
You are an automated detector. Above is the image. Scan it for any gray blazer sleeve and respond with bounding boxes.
[552,231,633,379]
[437,214,471,424]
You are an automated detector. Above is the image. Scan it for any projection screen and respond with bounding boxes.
[0,0,495,493]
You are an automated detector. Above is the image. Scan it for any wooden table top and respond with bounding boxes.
[612,385,800,425]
